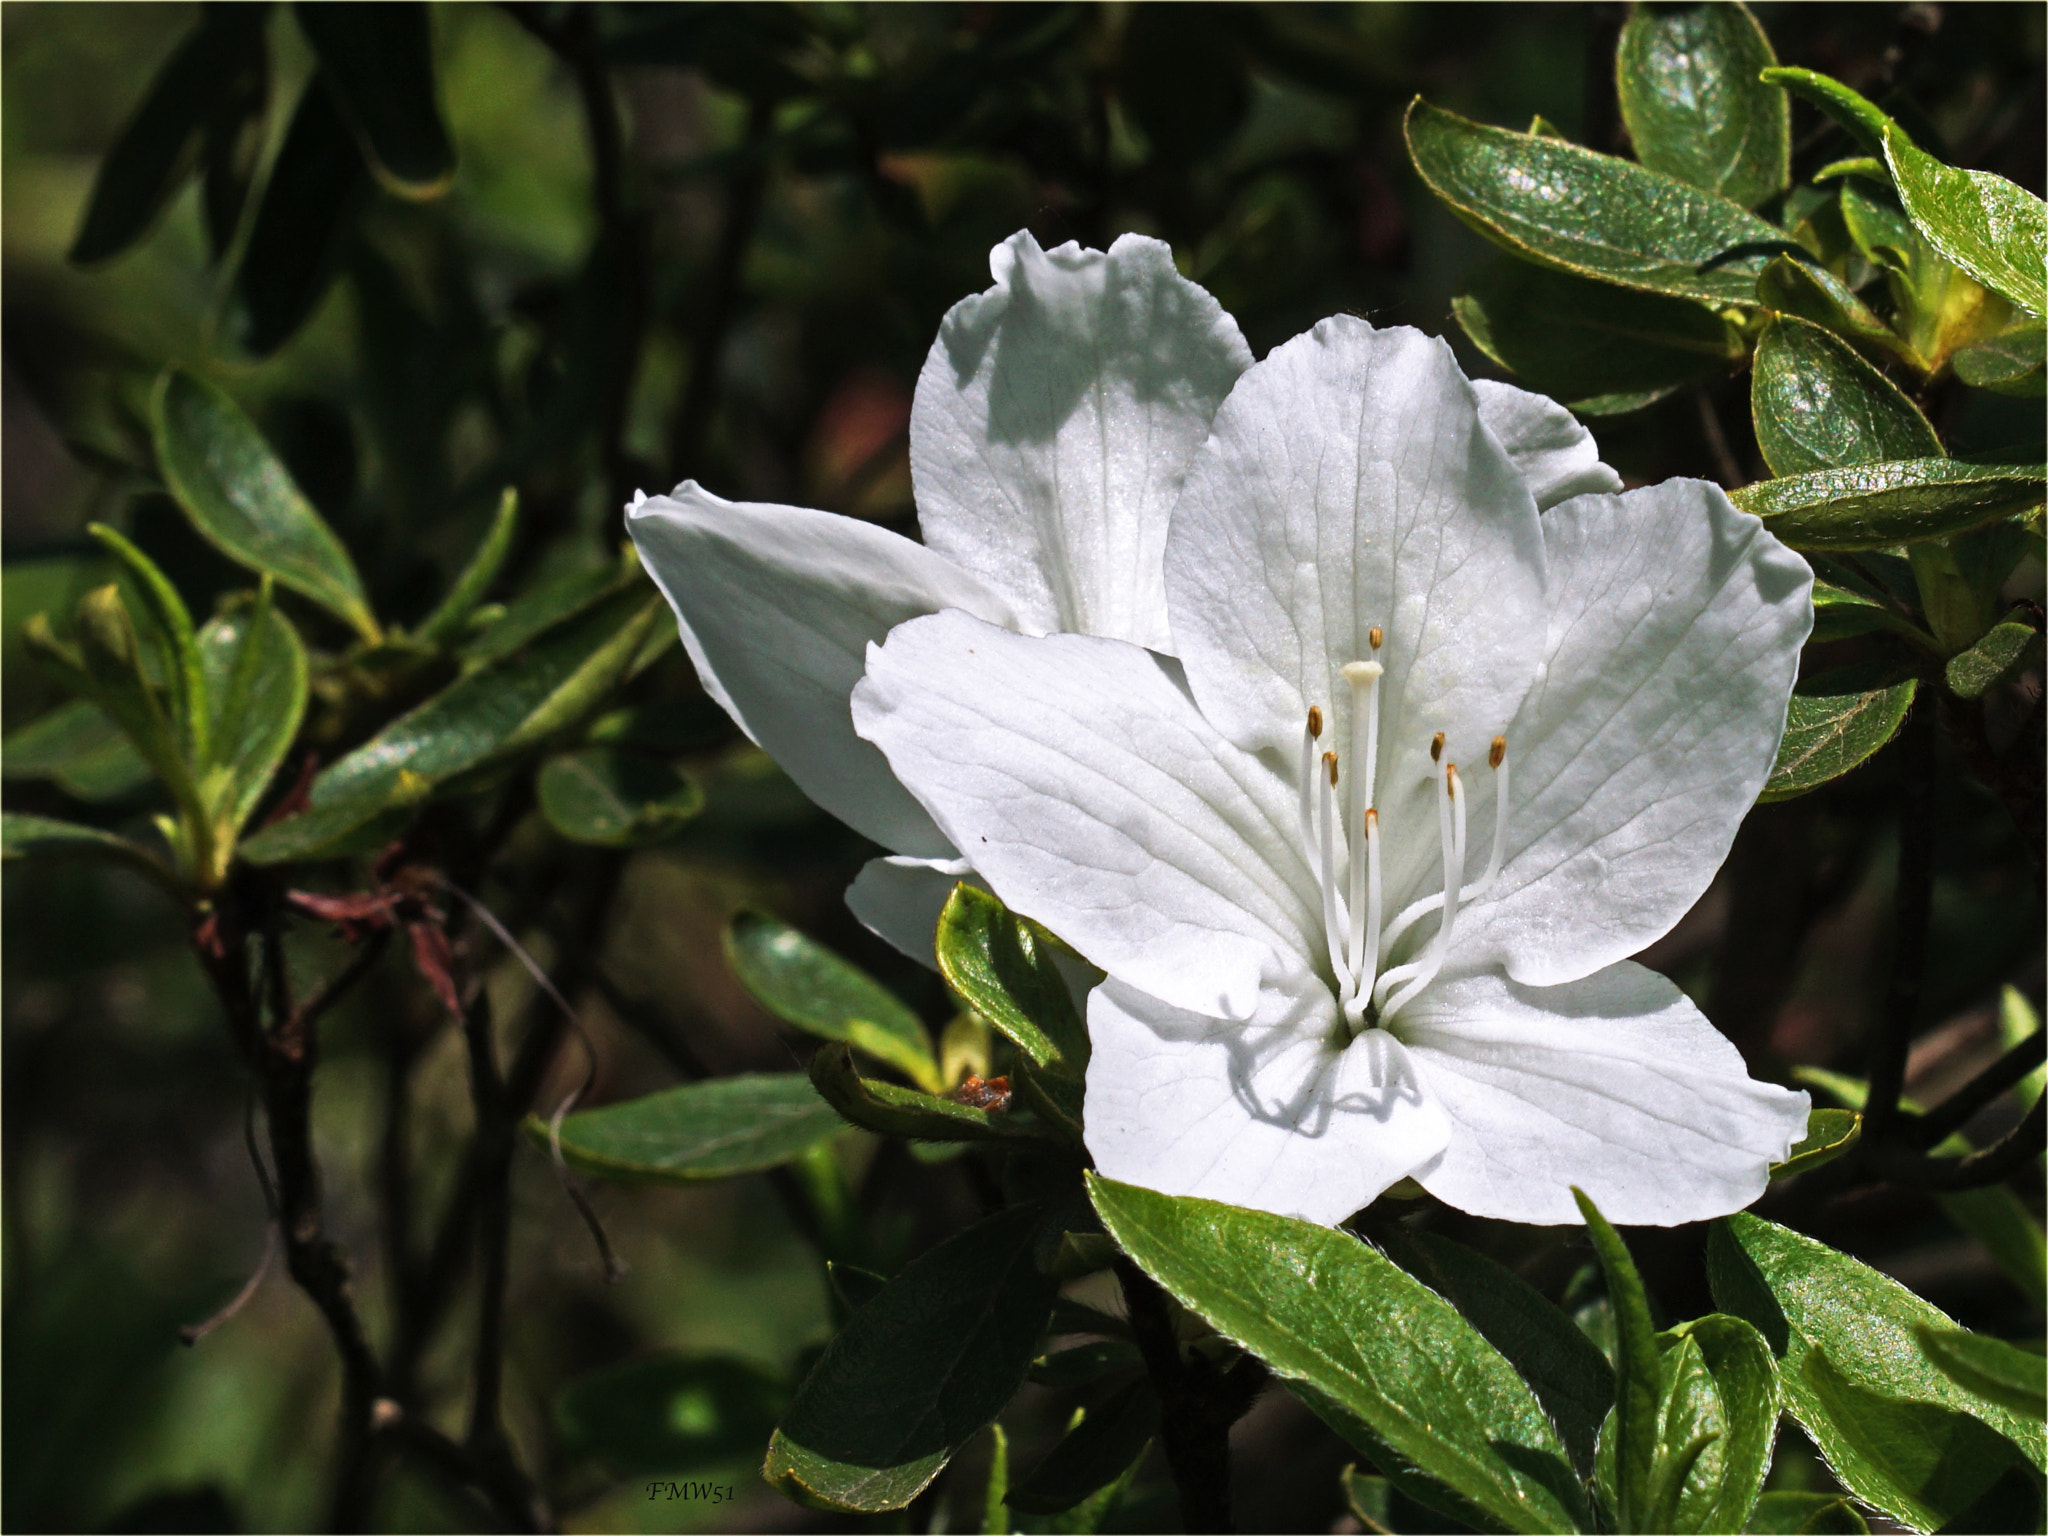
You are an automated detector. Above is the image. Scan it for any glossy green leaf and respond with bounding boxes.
[151,370,378,642]
[1945,617,2040,699]
[1770,1107,1862,1179]
[239,588,664,864]
[557,1353,788,1475]
[1576,1190,1661,1533]
[1091,1175,1587,1534]
[764,1201,1059,1512]
[537,746,702,849]
[1009,1379,1158,1515]
[1750,316,1941,477]
[1615,2,1786,208]
[1915,1328,2046,1422]
[85,524,205,760]
[1759,669,1916,802]
[199,587,309,842]
[68,11,266,264]
[1886,124,2048,319]
[1453,259,1741,411]
[1375,1225,1613,1479]
[415,488,518,647]
[1760,68,1890,162]
[1708,1213,2045,1530]
[1744,1490,1869,1533]
[806,1045,1053,1146]
[725,912,941,1092]
[1655,1315,1779,1535]
[1954,324,2047,395]
[1,700,152,802]
[935,884,1089,1075]
[1405,98,1791,304]
[1755,257,1911,365]
[1807,580,1925,645]
[293,3,454,198]
[1,812,173,889]
[536,1074,845,1184]
[1732,460,2045,550]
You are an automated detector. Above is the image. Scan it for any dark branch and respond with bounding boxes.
[1910,1030,2047,1148]
[1867,1094,2046,1190]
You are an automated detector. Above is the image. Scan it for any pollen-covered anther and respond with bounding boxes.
[1368,625,1383,650]
[1430,731,1445,764]
[1325,750,1339,787]
[1307,705,1324,738]
[1489,735,1507,770]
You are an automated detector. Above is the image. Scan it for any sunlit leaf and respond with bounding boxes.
[805,1045,1052,1146]
[1576,1190,1661,1533]
[1744,1490,1870,1533]
[935,884,1089,1076]
[1944,617,2041,699]
[1914,1328,2047,1422]
[1886,125,2047,319]
[1732,460,2045,550]
[1759,669,1916,802]
[1769,1108,1862,1180]
[1615,2,1786,209]
[1750,316,1941,477]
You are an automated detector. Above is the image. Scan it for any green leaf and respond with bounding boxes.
[1954,324,2047,396]
[1807,579,1926,645]
[1745,1490,1869,1533]
[806,1045,1053,1147]
[460,560,631,667]
[534,1074,846,1183]
[1575,1190,1661,1533]
[1656,1315,1780,1535]
[415,488,518,647]
[1998,986,2045,1111]
[1,812,174,890]
[1750,316,1941,477]
[292,3,455,199]
[1091,1175,1587,1534]
[1,700,152,802]
[1615,2,1787,209]
[1915,1328,2047,1422]
[85,524,206,761]
[1886,123,2048,319]
[1029,1339,1144,1391]
[1732,460,2045,550]
[935,884,1089,1076]
[764,1201,1059,1512]
[1342,1464,1397,1534]
[1707,1213,2045,1530]
[1375,1225,1613,1480]
[1760,68,1891,162]
[239,588,665,864]
[150,370,379,642]
[1453,260,1742,410]
[199,586,309,846]
[1009,1379,1158,1515]
[70,586,198,819]
[556,1353,788,1475]
[981,1423,1010,1536]
[1945,617,2041,699]
[1814,157,1888,187]
[1769,1107,1862,1179]
[537,746,702,848]
[1759,670,1916,802]
[1404,98,1793,305]
[725,911,942,1093]
[1755,257,1914,368]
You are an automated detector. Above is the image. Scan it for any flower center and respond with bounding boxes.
[1298,635,1510,1034]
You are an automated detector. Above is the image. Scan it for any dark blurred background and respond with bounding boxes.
[4,4,2041,1531]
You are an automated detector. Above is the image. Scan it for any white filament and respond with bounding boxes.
[1315,753,1353,994]
[1343,809,1382,1031]
[1376,760,1467,1022]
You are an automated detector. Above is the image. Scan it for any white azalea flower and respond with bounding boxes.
[628,230,1608,963]
[852,316,1814,1226]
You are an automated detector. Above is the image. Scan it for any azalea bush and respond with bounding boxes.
[2,4,2042,1534]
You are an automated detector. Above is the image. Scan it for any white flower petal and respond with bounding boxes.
[628,482,1015,857]
[1470,379,1624,511]
[1165,318,1547,912]
[845,854,974,966]
[1402,964,1809,1226]
[852,611,1321,1020]
[913,231,1252,651]
[1453,481,1812,987]
[1086,979,1450,1225]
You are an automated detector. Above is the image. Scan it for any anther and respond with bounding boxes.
[1315,743,1351,994]
[1368,626,1383,650]
[1341,657,1385,911]
[1344,807,1383,1028]
[1489,736,1506,770]
[1325,750,1339,787]
[1430,731,1445,764]
[1307,706,1324,739]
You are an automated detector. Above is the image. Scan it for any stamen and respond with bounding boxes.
[1375,757,1468,1021]
[1368,625,1384,650]
[1343,808,1382,1029]
[1430,731,1445,764]
[1480,738,1510,891]
[1297,709,1322,869]
[1316,750,1352,993]
[1339,657,1383,987]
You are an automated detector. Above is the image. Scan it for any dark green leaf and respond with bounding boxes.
[1029,1340,1144,1391]
[1659,1315,1779,1535]
[1945,617,2040,699]
[1770,1107,1862,1179]
[537,746,702,849]
[1954,325,2047,396]
[935,884,1089,1075]
[70,586,194,813]
[1091,1176,1587,1534]
[1759,670,1916,802]
[1375,1225,1613,1479]
[1755,258,1909,365]
[199,585,309,841]
[1575,1190,1661,1534]
[1708,1213,2044,1530]
[68,12,267,264]
[726,912,940,1092]
[1,700,152,802]
[1405,98,1792,304]
[1732,460,2045,550]
[229,78,368,358]
[535,1074,845,1183]
[151,370,378,641]
[557,1353,788,1475]
[84,524,204,758]
[828,1261,887,1318]
[1009,1379,1159,1515]
[1759,68,1890,162]
[806,1045,1053,1146]
[1453,260,1741,411]
[459,561,629,667]
[415,488,518,647]
[0,812,173,889]
[1615,2,1786,209]
[239,588,665,863]
[293,3,454,198]
[1342,1465,1397,1535]
[1745,1491,1869,1533]
[1914,1329,2047,1422]
[1750,316,1941,477]
[764,1202,1060,1512]
[1886,124,2048,319]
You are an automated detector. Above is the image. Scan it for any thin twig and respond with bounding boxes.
[181,1220,280,1345]
[1868,1095,2046,1190]
[1910,1030,2047,1147]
